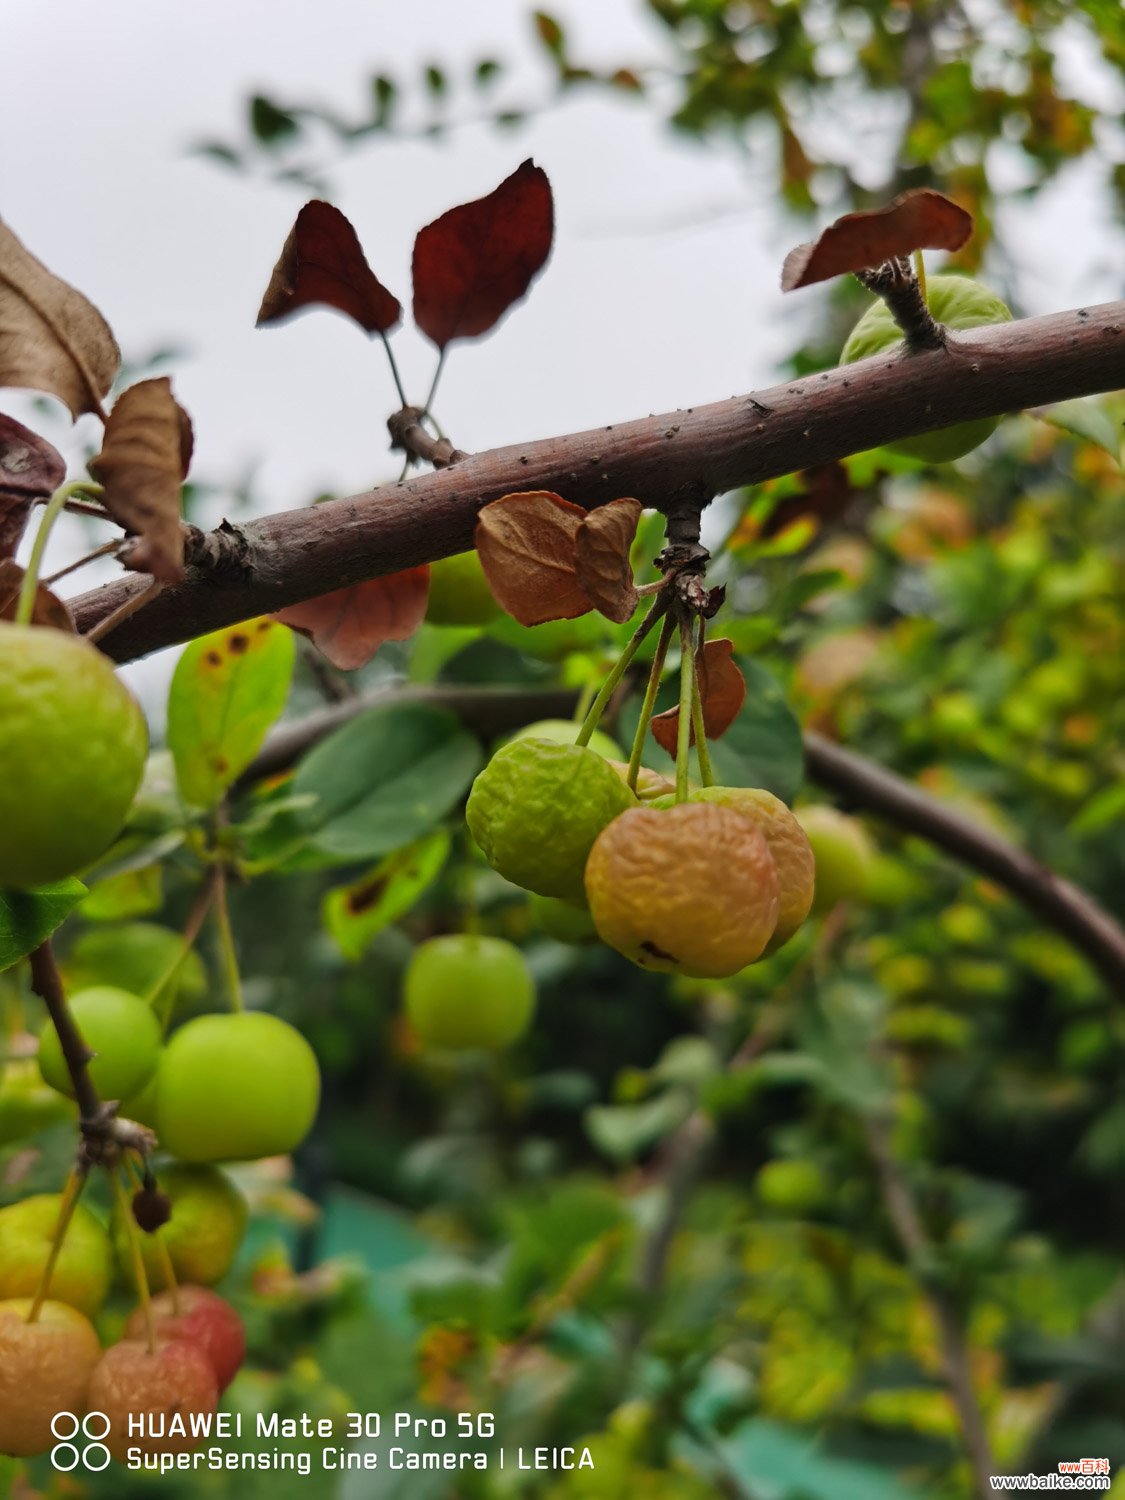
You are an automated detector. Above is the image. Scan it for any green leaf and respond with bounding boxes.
[708,658,805,803]
[585,1088,693,1163]
[293,703,483,863]
[1031,398,1122,466]
[167,618,295,810]
[1069,781,1125,837]
[0,880,87,972]
[323,830,451,961]
[82,863,163,923]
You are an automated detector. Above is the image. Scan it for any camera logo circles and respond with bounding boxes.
[49,1412,112,1472]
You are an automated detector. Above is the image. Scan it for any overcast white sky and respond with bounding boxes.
[2,0,1120,705]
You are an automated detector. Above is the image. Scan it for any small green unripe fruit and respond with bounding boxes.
[113,1163,247,1288]
[0,1060,74,1145]
[0,1194,113,1317]
[507,718,623,761]
[529,893,598,944]
[0,623,148,888]
[405,935,535,1051]
[38,985,161,1102]
[794,806,875,914]
[841,275,1012,462]
[155,1013,320,1162]
[426,552,500,626]
[755,1159,828,1214]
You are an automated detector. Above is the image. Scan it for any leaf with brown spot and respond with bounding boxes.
[0,559,75,632]
[88,377,192,583]
[475,490,593,626]
[781,190,973,291]
[412,160,554,350]
[257,200,401,334]
[651,638,746,754]
[273,565,430,670]
[0,413,65,560]
[575,498,642,623]
[0,219,120,417]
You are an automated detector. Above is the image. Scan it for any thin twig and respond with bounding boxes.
[84,577,164,645]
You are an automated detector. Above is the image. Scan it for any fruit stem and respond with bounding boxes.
[26,1168,86,1323]
[690,618,715,789]
[675,615,694,804]
[124,1156,181,1315]
[212,865,244,1013]
[14,481,78,626]
[914,249,927,300]
[576,594,668,749]
[459,826,482,939]
[113,1169,157,1353]
[145,873,218,1031]
[625,612,675,793]
[27,942,102,1125]
[422,346,448,420]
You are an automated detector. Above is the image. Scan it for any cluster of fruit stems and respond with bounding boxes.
[22,1153,179,1359]
[572,591,714,800]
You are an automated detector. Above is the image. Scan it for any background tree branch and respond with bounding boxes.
[238,684,1125,994]
[73,301,1124,662]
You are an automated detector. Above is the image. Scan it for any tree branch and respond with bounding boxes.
[236,685,1125,995]
[72,301,1124,663]
[803,731,1125,994]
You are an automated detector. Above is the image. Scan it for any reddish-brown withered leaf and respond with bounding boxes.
[88,377,193,583]
[0,413,65,560]
[0,558,75,632]
[652,638,746,754]
[257,200,401,334]
[475,490,592,626]
[0,218,120,418]
[575,498,642,623]
[781,190,973,291]
[273,566,430,670]
[412,160,554,349]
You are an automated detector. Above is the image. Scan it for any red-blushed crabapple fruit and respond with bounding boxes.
[87,1336,218,1462]
[124,1286,245,1392]
[0,1298,102,1457]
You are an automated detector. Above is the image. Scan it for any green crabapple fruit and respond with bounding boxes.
[0,1298,102,1458]
[466,737,636,901]
[114,1164,247,1290]
[426,551,501,626]
[88,1337,218,1462]
[124,1286,245,1391]
[794,806,875,915]
[840,275,1012,463]
[0,623,148,889]
[37,985,161,1103]
[405,935,536,1051]
[506,718,624,761]
[754,1159,828,1214]
[0,1194,114,1318]
[155,1012,320,1163]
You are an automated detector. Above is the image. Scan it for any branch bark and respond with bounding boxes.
[72,300,1124,663]
[237,684,1125,995]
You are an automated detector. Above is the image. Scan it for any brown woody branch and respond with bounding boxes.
[237,685,1125,995]
[72,300,1124,662]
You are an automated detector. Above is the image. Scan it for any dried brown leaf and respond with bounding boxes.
[412,160,554,350]
[0,413,66,560]
[0,559,76,632]
[0,219,120,417]
[273,566,430,670]
[651,638,745,755]
[475,490,592,626]
[781,190,973,292]
[575,498,642,623]
[88,377,192,583]
[257,200,401,335]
